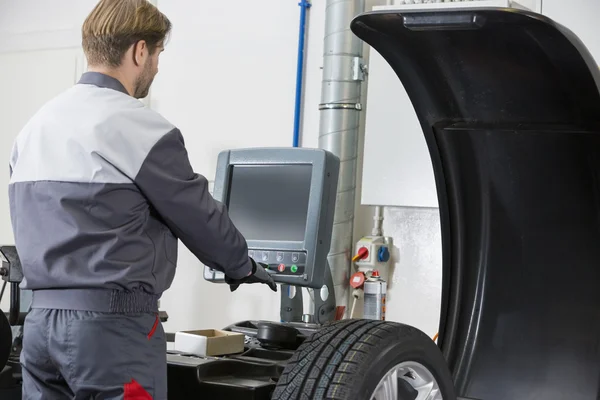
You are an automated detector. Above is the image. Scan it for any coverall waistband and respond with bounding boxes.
[31,288,160,313]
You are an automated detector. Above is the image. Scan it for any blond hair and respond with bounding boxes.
[82,0,171,67]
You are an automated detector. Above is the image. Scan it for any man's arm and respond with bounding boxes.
[134,128,252,280]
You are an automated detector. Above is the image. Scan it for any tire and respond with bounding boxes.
[272,319,456,400]
[0,310,11,370]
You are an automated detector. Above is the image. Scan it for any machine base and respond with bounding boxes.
[166,320,322,399]
[0,363,22,400]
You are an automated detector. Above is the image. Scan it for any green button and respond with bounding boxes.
[291,265,298,273]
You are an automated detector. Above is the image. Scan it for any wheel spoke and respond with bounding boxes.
[371,361,443,400]
[371,367,398,400]
[427,388,441,400]
[412,373,442,400]
[414,381,435,400]
[387,368,398,399]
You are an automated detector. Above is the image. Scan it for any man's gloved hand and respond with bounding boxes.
[225,258,277,292]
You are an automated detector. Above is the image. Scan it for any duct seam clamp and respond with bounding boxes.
[318,103,363,111]
[352,57,366,81]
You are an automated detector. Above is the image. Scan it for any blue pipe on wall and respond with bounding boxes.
[293,0,311,148]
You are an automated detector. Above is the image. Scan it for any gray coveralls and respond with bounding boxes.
[8,72,253,399]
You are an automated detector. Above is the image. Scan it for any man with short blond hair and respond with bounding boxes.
[9,0,275,398]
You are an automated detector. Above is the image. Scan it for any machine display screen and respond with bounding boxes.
[226,164,312,242]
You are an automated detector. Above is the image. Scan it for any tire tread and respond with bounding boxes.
[272,320,448,400]
[272,320,397,399]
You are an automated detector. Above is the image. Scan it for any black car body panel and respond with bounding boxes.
[351,8,600,400]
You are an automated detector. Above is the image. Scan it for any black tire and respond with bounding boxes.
[272,319,456,400]
[0,309,11,370]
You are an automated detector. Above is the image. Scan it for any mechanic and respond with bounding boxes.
[7,0,276,398]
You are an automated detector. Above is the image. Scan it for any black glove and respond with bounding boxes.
[225,258,277,292]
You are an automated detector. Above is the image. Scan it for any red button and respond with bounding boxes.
[278,264,286,272]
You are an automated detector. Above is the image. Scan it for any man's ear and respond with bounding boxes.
[132,40,148,67]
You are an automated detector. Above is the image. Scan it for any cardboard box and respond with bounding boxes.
[173,329,245,357]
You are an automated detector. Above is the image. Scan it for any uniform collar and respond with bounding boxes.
[78,72,129,95]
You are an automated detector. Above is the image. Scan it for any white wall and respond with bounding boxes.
[148,0,326,330]
[0,0,598,340]
[543,0,600,62]
[0,0,97,52]
[0,0,328,327]
[0,0,98,312]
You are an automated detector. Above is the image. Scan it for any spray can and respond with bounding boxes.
[363,270,386,320]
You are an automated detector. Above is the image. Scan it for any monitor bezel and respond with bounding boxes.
[212,147,338,288]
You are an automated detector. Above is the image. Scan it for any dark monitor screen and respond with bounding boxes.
[226,164,312,242]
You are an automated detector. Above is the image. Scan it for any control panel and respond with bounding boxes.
[203,250,308,282]
[250,250,306,275]
[203,147,339,289]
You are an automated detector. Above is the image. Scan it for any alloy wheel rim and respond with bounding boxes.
[370,360,443,400]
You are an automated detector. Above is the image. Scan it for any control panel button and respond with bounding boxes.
[277,264,286,272]
[247,250,306,266]
[290,265,298,273]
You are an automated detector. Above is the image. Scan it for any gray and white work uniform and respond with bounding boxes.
[8,72,252,399]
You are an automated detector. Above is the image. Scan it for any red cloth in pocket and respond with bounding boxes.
[124,379,152,399]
